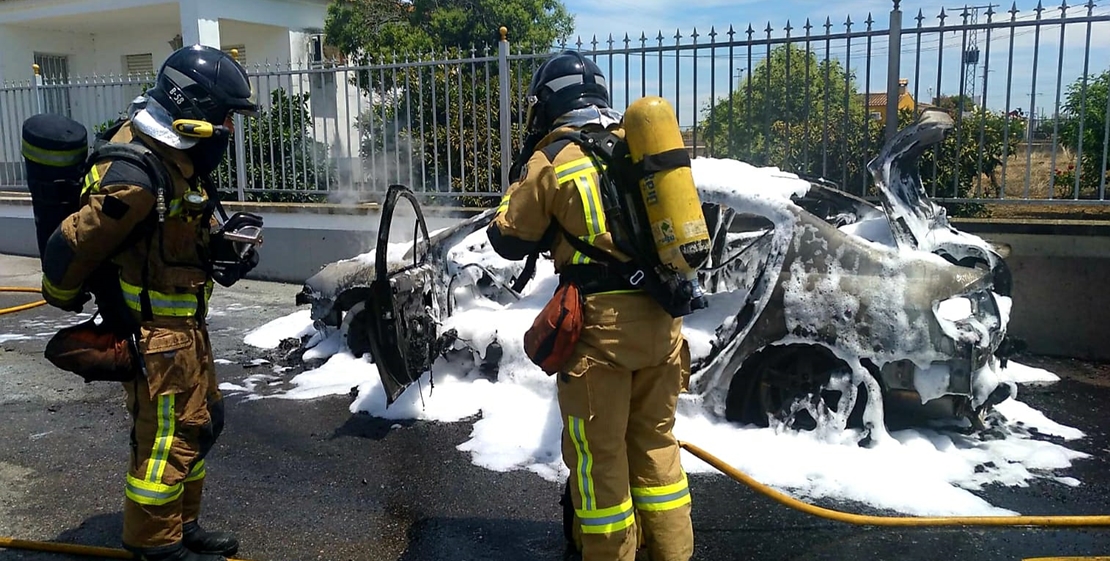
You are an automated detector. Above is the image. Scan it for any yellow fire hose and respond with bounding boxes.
[0,288,259,560]
[0,286,47,315]
[679,440,1110,527]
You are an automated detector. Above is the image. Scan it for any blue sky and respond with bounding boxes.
[556,0,1110,128]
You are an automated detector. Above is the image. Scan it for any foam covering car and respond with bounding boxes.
[295,110,1019,433]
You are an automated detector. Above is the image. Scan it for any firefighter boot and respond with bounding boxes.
[131,542,227,561]
[183,521,239,557]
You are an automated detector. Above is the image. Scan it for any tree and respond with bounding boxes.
[699,44,879,194]
[1059,69,1110,196]
[932,94,976,114]
[216,88,334,202]
[324,0,574,204]
[697,44,1022,217]
[326,0,573,64]
[907,107,1025,216]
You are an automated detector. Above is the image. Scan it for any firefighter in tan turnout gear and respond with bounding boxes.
[39,45,261,561]
[487,50,698,561]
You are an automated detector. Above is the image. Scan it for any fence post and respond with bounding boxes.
[233,113,247,201]
[885,0,903,141]
[498,26,512,192]
[31,63,43,114]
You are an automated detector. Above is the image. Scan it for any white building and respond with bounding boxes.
[0,0,370,190]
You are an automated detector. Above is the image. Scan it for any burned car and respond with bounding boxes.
[296,110,1017,433]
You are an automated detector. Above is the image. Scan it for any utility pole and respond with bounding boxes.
[954,4,997,112]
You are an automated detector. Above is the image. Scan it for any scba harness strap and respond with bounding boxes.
[511,129,699,317]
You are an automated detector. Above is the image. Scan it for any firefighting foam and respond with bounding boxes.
[237,153,1086,519]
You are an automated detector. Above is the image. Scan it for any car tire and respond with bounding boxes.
[724,343,865,430]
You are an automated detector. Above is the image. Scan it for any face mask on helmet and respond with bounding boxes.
[185,127,232,176]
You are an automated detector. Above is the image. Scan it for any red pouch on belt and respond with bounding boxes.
[524,282,584,375]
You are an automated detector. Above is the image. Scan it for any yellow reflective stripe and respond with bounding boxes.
[144,395,176,483]
[120,278,201,317]
[497,193,510,214]
[632,473,692,512]
[41,275,80,301]
[577,498,635,534]
[567,416,595,511]
[185,460,206,483]
[81,165,101,196]
[21,139,86,167]
[569,173,604,265]
[593,289,641,295]
[167,198,184,218]
[554,157,595,178]
[556,157,607,266]
[125,474,183,506]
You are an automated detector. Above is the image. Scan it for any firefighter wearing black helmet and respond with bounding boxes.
[39,45,260,561]
[487,51,694,561]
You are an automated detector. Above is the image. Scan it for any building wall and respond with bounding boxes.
[0,25,96,84]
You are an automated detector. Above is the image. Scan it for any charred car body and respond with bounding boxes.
[296,110,1018,431]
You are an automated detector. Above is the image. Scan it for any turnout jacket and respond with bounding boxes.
[41,122,216,321]
[488,124,632,273]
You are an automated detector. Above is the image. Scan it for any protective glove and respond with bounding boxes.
[41,279,91,313]
[212,246,259,287]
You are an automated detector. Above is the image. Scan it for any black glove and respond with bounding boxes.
[47,290,91,313]
[212,246,259,288]
[209,212,263,287]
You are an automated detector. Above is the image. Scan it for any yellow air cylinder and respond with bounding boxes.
[622,96,710,278]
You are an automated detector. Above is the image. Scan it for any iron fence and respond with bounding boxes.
[2,1,1109,209]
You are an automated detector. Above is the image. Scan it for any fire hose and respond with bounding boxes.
[0,286,47,315]
[679,440,1110,527]
[0,536,253,560]
[0,289,1107,556]
[0,290,257,559]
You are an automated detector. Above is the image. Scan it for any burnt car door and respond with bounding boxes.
[362,185,440,405]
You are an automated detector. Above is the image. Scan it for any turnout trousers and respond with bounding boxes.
[558,292,694,561]
[122,319,225,550]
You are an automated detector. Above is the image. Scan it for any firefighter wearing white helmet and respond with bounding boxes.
[487,50,696,561]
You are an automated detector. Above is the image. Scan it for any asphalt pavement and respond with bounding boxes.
[2,252,1110,561]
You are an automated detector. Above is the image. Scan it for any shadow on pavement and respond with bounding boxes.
[331,413,417,442]
[397,516,568,561]
[0,512,126,560]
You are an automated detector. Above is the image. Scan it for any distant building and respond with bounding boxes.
[863,79,920,124]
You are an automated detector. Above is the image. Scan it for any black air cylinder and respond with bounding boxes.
[21,113,89,260]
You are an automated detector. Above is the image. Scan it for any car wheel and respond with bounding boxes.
[725,344,866,430]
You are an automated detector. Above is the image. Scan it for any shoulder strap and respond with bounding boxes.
[88,142,172,197]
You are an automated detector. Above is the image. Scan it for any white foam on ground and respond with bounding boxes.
[237,159,1090,517]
